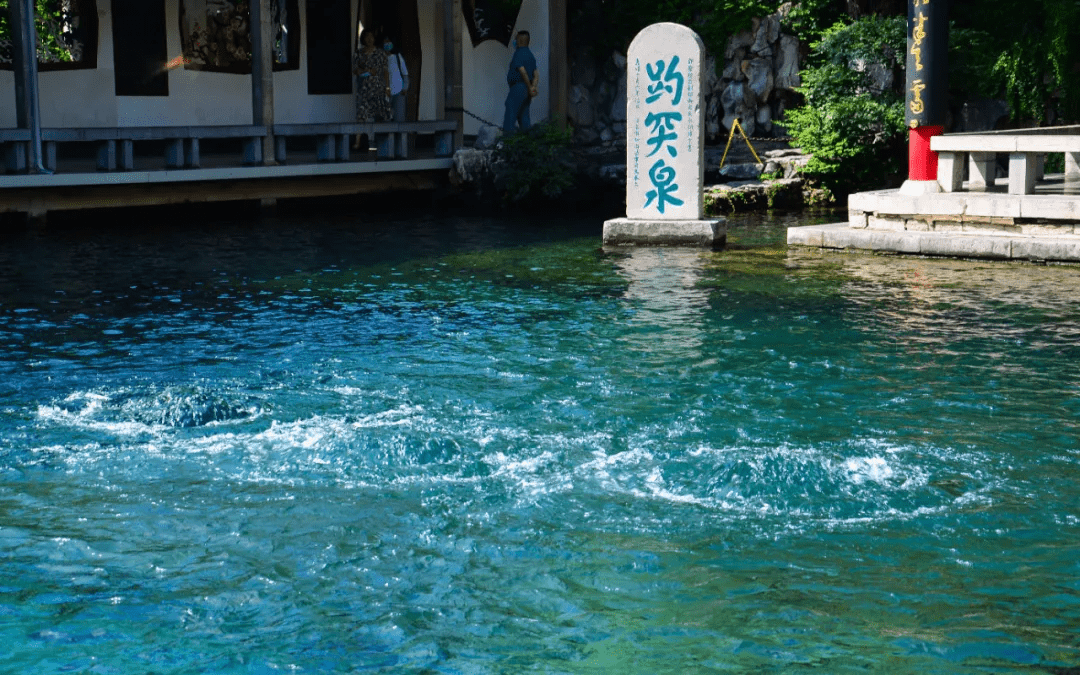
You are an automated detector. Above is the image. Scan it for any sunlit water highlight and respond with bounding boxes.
[1,209,1079,673]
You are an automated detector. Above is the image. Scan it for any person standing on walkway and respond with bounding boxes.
[353,28,392,149]
[503,30,538,134]
[384,35,409,122]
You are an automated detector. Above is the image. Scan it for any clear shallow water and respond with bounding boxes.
[1,208,1079,673]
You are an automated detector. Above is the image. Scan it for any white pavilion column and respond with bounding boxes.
[443,0,464,150]
[251,0,276,165]
[9,0,47,174]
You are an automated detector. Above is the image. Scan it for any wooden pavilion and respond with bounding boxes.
[0,0,567,217]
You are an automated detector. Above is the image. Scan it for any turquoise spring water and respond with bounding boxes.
[1,208,1079,673]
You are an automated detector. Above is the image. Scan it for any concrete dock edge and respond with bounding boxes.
[788,222,1080,262]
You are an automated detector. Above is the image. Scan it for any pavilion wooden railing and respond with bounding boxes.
[1,121,459,174]
[272,121,458,164]
[931,125,1080,195]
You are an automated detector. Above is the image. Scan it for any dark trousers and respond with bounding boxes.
[503,82,532,133]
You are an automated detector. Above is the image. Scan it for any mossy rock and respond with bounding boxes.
[704,178,806,215]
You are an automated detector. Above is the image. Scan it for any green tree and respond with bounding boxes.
[783,11,1012,195]
[570,0,779,61]
[783,16,908,197]
[492,122,575,204]
[961,0,1080,124]
[782,0,846,46]
[0,0,83,64]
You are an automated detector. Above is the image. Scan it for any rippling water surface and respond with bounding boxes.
[1,207,1079,673]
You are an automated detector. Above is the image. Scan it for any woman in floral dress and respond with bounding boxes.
[353,29,392,128]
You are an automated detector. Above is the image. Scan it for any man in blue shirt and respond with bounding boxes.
[503,30,539,134]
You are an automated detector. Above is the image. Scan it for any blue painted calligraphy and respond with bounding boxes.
[641,53,685,214]
[645,111,681,158]
[645,56,684,106]
[645,160,684,214]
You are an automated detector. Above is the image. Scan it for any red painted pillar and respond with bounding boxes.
[908,124,943,181]
[905,0,948,183]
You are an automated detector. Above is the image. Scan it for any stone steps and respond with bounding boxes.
[789,178,1080,262]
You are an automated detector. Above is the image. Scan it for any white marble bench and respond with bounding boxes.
[931,125,1080,195]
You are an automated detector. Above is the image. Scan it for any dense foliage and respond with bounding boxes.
[783,16,908,196]
[0,0,84,63]
[781,0,1080,194]
[786,0,1080,127]
[492,123,575,204]
[570,0,777,61]
[781,0,846,46]
[958,0,1080,124]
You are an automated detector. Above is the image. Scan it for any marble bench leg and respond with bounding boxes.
[1009,152,1037,195]
[1066,151,1080,178]
[316,135,336,162]
[435,131,453,157]
[275,136,288,164]
[185,138,200,168]
[119,139,134,170]
[937,151,964,192]
[97,140,117,171]
[243,137,262,165]
[395,132,409,159]
[4,143,28,173]
[376,132,394,158]
[336,133,351,162]
[165,138,185,168]
[43,141,57,172]
[968,152,995,188]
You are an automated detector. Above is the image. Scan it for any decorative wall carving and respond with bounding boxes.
[179,0,298,73]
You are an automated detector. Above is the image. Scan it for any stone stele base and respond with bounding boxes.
[603,218,726,247]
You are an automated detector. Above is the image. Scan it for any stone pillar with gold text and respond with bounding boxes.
[901,0,949,195]
[603,23,724,246]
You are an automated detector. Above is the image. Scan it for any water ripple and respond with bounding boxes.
[2,212,1079,673]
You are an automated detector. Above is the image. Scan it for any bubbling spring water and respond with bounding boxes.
[1,210,1078,673]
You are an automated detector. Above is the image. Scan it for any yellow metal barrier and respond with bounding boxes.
[719,118,762,168]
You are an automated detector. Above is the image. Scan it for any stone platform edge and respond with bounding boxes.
[603,218,726,247]
[788,222,1080,262]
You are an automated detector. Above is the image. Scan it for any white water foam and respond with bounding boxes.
[37,392,158,438]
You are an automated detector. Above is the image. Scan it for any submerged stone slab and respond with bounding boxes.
[603,217,725,246]
[1011,237,1080,261]
[918,233,1013,258]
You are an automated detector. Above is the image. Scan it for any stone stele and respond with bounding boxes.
[603,22,724,246]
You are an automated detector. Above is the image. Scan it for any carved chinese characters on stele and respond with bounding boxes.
[626,23,705,220]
